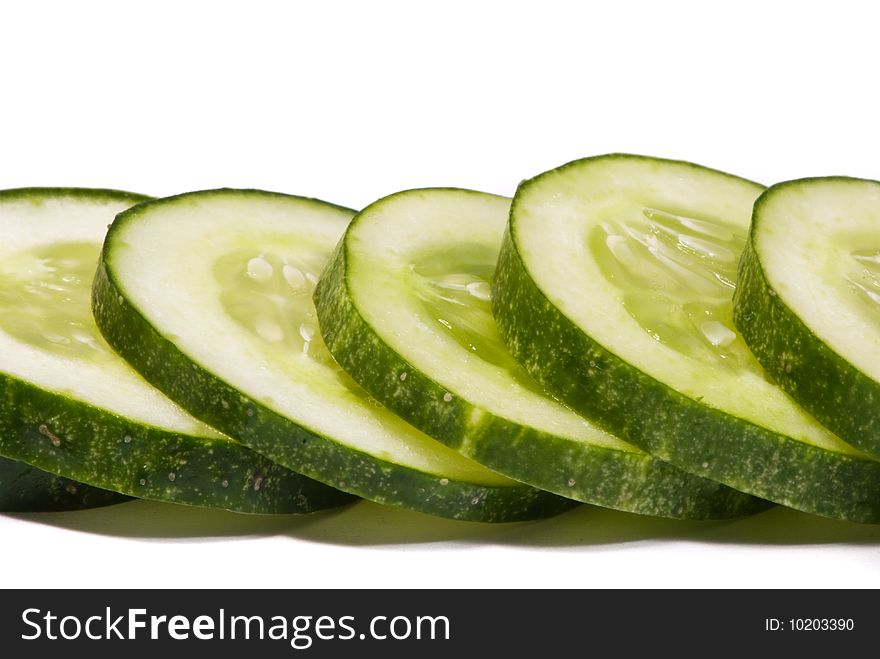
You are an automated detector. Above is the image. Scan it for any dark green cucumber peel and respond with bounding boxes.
[0,187,352,515]
[494,221,880,524]
[0,456,128,512]
[0,188,145,513]
[0,187,152,207]
[315,238,470,449]
[94,259,567,522]
[734,178,880,459]
[0,366,350,514]
[314,202,767,520]
[94,193,571,522]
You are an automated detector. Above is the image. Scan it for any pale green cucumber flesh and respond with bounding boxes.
[96,189,572,522]
[0,188,351,514]
[734,177,880,459]
[315,187,768,519]
[497,154,880,523]
[0,236,128,510]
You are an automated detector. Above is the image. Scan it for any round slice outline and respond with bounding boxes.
[95,188,573,522]
[734,176,880,459]
[0,187,352,514]
[313,186,769,519]
[495,154,880,524]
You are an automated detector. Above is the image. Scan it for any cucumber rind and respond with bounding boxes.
[0,187,352,515]
[0,188,145,513]
[0,368,351,514]
[734,177,880,459]
[0,187,152,207]
[95,189,573,522]
[497,155,880,524]
[315,188,769,520]
[0,456,128,512]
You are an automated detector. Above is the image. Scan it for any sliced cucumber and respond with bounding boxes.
[0,456,127,512]
[495,154,880,523]
[0,188,351,514]
[94,189,572,522]
[735,177,880,459]
[314,187,767,519]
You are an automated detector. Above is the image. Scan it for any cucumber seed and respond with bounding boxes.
[299,322,315,343]
[246,256,273,282]
[699,321,736,348]
[466,281,491,301]
[255,315,284,343]
[283,264,306,291]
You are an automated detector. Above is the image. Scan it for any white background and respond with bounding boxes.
[1,0,879,589]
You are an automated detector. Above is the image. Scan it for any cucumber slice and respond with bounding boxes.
[735,177,880,460]
[0,188,351,514]
[95,189,572,522]
[495,154,880,523]
[314,187,767,519]
[0,456,127,512]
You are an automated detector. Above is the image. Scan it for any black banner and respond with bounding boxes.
[0,589,872,657]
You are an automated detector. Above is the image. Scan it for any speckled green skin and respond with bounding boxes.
[0,189,140,513]
[0,369,350,514]
[494,160,880,524]
[313,190,767,520]
[734,178,880,460]
[94,189,572,522]
[0,456,127,512]
[0,187,351,515]
[0,187,151,207]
